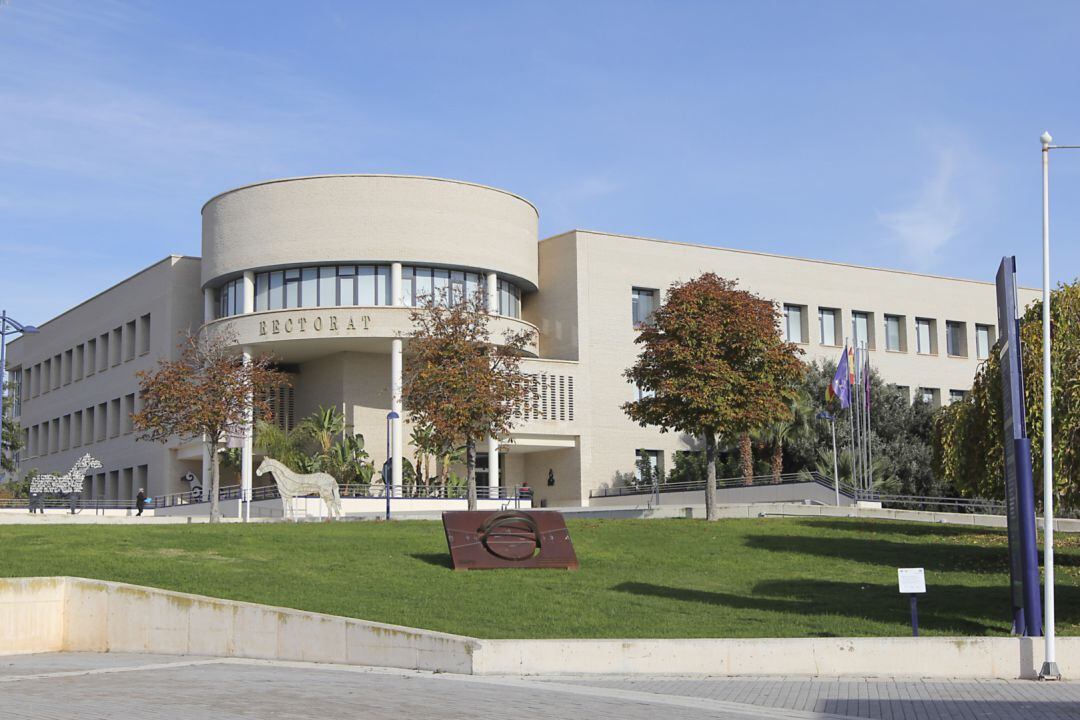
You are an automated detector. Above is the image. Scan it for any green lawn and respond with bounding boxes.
[2,517,1078,639]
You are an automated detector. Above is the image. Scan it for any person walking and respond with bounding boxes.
[135,488,147,517]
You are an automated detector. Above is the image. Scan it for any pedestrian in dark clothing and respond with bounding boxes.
[136,488,147,516]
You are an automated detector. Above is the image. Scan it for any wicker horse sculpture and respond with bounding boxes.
[32,454,103,494]
[255,458,343,520]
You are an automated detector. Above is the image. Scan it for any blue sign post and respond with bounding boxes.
[995,256,1043,637]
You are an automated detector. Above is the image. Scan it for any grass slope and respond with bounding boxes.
[2,517,1078,639]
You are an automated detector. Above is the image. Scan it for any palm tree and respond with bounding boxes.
[758,389,815,483]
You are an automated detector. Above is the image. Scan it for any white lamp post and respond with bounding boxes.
[1039,131,1066,679]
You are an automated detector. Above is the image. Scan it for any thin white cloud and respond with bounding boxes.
[877,146,964,270]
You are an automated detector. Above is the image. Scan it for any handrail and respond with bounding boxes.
[589,472,849,498]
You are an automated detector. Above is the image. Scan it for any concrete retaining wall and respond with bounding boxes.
[0,577,476,673]
[2,576,1076,679]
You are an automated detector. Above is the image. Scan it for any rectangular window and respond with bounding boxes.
[632,288,656,327]
[400,266,415,306]
[63,349,73,384]
[884,314,904,352]
[300,267,317,308]
[433,268,450,306]
[84,406,94,446]
[949,389,967,404]
[337,265,357,306]
[818,308,838,346]
[97,402,108,442]
[356,266,375,305]
[109,398,121,437]
[450,271,466,304]
[975,324,992,360]
[255,273,269,311]
[74,344,85,381]
[123,393,135,434]
[852,311,873,349]
[61,414,71,451]
[268,271,284,310]
[139,314,151,354]
[111,327,122,365]
[318,266,336,307]
[282,267,300,306]
[946,321,967,357]
[918,387,939,406]
[915,318,934,354]
[415,266,433,303]
[73,411,82,448]
[634,449,663,485]
[41,359,50,394]
[894,385,910,403]
[783,304,805,343]
[32,363,40,396]
[124,320,136,360]
[377,265,391,305]
[465,272,481,303]
[50,418,58,453]
[284,268,301,309]
[86,339,97,375]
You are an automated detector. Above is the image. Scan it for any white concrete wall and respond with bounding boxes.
[2,576,1078,680]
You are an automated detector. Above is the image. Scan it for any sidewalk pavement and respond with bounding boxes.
[1,653,1078,720]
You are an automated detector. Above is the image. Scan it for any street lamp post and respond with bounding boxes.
[817,411,841,506]
[385,411,399,521]
[0,312,39,478]
[1038,131,1074,679]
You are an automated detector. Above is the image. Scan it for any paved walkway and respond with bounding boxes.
[1,653,1079,719]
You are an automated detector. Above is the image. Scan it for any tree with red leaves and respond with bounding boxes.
[403,293,535,510]
[623,273,805,520]
[133,330,289,522]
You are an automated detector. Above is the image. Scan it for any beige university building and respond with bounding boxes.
[5,175,1039,508]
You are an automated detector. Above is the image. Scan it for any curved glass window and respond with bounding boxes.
[218,264,522,318]
[250,264,391,313]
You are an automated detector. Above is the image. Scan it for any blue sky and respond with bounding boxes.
[2,0,1079,324]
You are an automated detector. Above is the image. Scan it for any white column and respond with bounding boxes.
[242,271,255,314]
[241,344,253,522]
[487,435,499,497]
[486,271,498,312]
[203,288,215,324]
[486,272,500,499]
[390,262,404,497]
[201,286,215,508]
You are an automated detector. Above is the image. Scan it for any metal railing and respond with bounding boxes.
[589,471,850,498]
[152,482,533,507]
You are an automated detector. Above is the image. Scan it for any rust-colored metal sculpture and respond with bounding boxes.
[442,510,579,570]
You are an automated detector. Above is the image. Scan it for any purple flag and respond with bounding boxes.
[827,347,851,409]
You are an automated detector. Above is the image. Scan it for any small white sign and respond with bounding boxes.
[898,567,926,594]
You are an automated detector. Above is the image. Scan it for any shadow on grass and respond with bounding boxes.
[410,553,454,570]
[743,534,1009,573]
[791,518,1006,538]
[613,580,1006,634]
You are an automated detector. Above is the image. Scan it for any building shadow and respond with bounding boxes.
[743,533,1009,574]
[791,517,1006,539]
[612,580,1021,634]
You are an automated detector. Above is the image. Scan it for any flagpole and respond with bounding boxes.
[866,344,874,496]
[846,340,857,501]
[852,345,863,497]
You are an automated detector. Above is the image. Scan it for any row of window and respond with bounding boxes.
[24,393,139,458]
[20,314,151,405]
[783,305,994,360]
[632,288,994,360]
[84,465,149,501]
[218,265,524,319]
